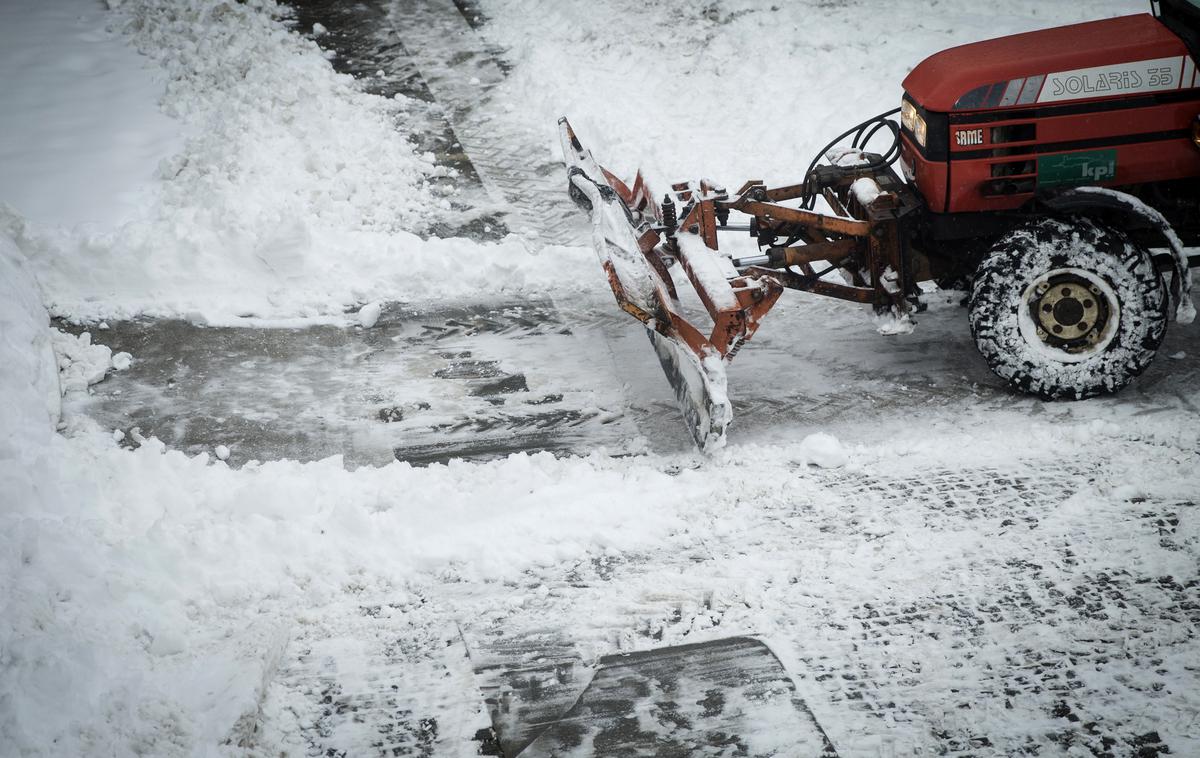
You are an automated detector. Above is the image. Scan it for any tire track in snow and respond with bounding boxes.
[453,456,1197,756]
[383,0,587,248]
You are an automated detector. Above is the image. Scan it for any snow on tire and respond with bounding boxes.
[968,217,1167,400]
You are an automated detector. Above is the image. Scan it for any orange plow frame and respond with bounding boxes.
[559,118,921,450]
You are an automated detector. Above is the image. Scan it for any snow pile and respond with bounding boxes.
[0,430,713,754]
[357,301,383,328]
[796,432,847,469]
[0,236,60,451]
[1,0,591,323]
[51,330,132,394]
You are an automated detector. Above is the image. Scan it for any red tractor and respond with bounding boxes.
[561,0,1200,450]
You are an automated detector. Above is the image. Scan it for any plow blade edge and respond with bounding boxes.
[559,118,732,451]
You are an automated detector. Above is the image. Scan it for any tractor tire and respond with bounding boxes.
[968,216,1168,400]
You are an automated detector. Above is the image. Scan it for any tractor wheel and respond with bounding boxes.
[968,217,1168,400]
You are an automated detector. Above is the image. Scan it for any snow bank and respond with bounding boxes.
[0,235,60,452]
[3,0,591,323]
[0,426,711,754]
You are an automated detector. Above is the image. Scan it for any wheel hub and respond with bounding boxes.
[1027,272,1112,354]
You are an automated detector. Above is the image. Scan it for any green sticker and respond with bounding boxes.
[1037,149,1117,187]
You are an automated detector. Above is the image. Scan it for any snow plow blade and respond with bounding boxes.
[558,118,783,451]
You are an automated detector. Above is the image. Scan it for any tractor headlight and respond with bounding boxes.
[901,99,927,148]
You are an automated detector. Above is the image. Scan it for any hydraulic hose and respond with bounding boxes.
[799,107,902,210]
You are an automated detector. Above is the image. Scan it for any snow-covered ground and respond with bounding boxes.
[2,0,1198,756]
[0,0,181,230]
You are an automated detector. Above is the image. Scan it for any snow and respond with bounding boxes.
[111,351,133,371]
[51,329,116,393]
[0,0,181,230]
[0,0,591,324]
[475,0,1145,188]
[1,408,713,754]
[357,301,382,328]
[796,432,847,469]
[0,236,61,448]
[849,176,882,207]
[675,232,739,311]
[49,330,132,395]
[874,311,916,336]
[3,0,1199,755]
[826,147,871,167]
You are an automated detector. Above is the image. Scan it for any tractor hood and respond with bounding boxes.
[903,14,1192,112]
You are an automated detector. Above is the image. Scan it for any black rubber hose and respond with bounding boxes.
[799,107,902,210]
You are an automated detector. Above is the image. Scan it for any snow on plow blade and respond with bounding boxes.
[559,118,783,451]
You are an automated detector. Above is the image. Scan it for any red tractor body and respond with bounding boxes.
[901,10,1200,232]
